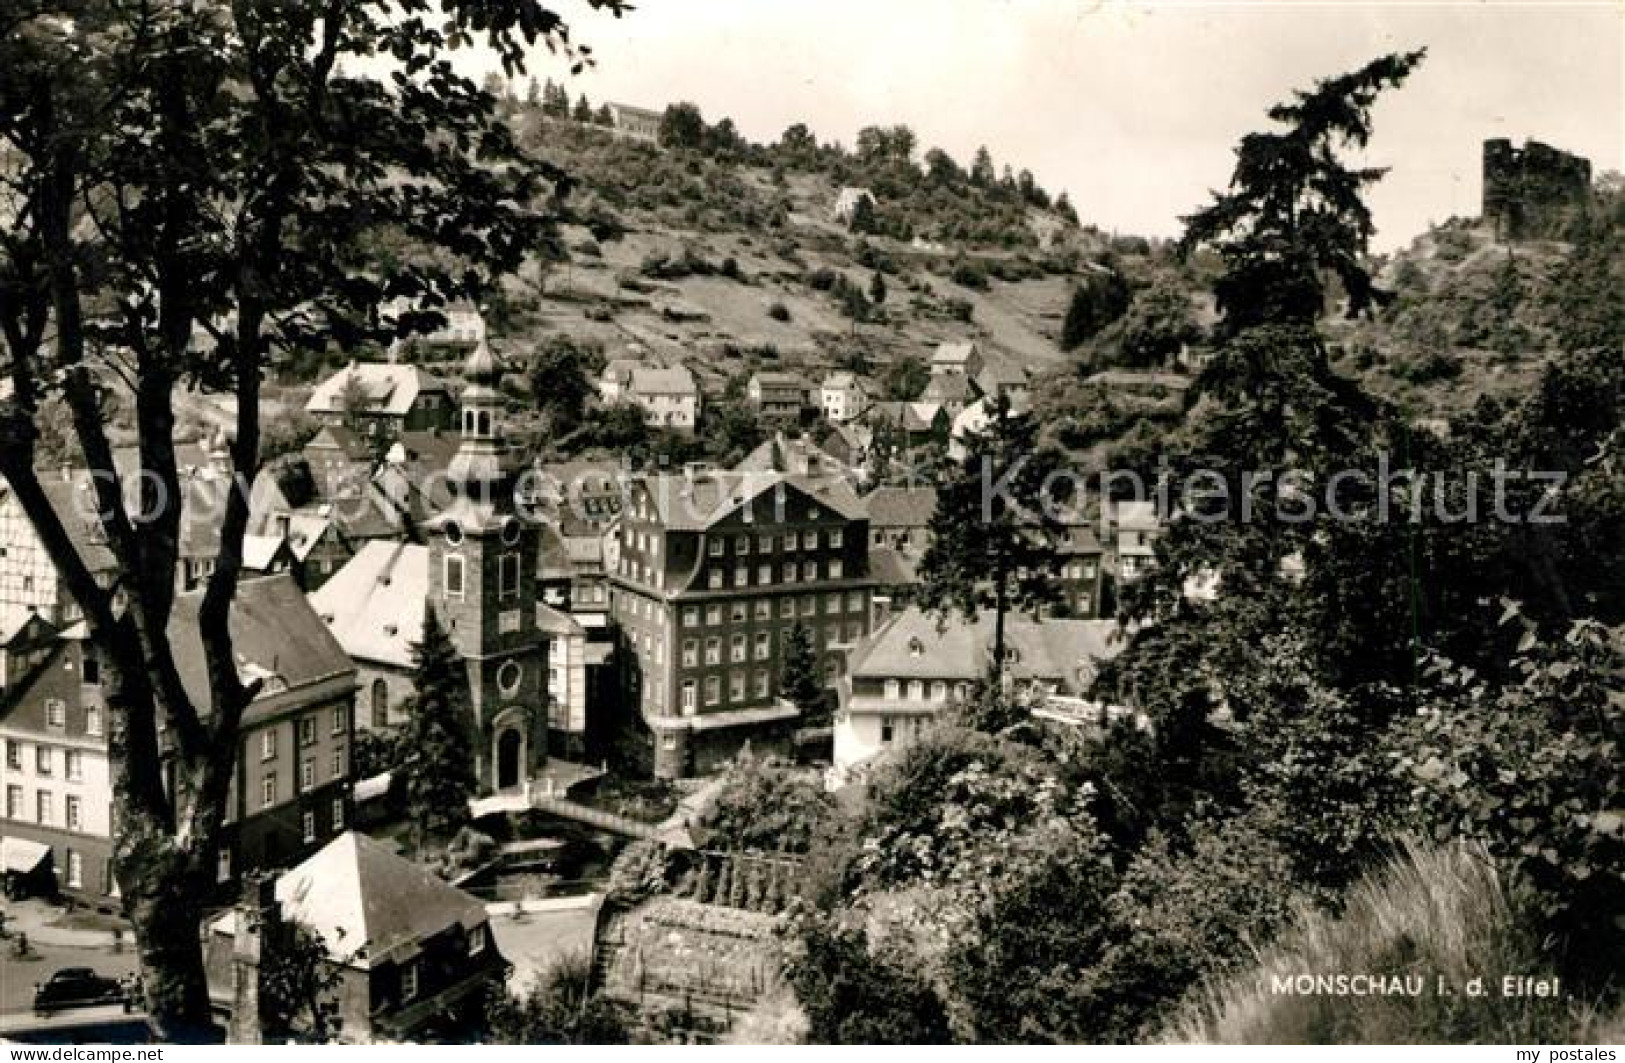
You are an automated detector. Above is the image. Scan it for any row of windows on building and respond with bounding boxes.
[5,739,91,779]
[878,678,972,702]
[257,706,349,761]
[621,526,845,562]
[617,555,849,590]
[679,592,867,628]
[680,669,778,711]
[257,745,348,810]
[681,624,865,668]
[3,785,99,831]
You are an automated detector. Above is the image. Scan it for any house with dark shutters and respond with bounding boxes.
[0,574,357,903]
[608,469,875,778]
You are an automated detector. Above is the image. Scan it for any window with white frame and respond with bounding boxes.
[301,758,315,792]
[332,798,344,831]
[65,794,82,830]
[86,708,102,736]
[444,554,465,597]
[468,925,487,956]
[682,639,698,666]
[261,773,277,809]
[45,698,65,729]
[729,672,745,702]
[704,676,721,705]
[830,528,843,548]
[754,632,771,660]
[705,637,721,665]
[402,962,419,1001]
[299,716,316,745]
[65,750,82,782]
[302,810,316,843]
[829,560,844,580]
[261,730,277,761]
[35,745,51,776]
[730,634,747,663]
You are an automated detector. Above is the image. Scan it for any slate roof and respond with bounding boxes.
[922,373,973,402]
[868,545,918,588]
[304,424,373,461]
[627,365,697,397]
[848,607,1121,691]
[863,486,938,529]
[637,471,865,532]
[305,362,450,417]
[274,832,489,970]
[308,541,429,669]
[168,573,356,725]
[733,434,849,476]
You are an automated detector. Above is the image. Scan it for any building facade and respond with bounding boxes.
[609,472,874,778]
[0,575,357,904]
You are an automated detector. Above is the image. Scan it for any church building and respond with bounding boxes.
[311,344,549,793]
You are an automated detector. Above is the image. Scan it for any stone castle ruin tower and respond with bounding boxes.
[1482,138,1593,241]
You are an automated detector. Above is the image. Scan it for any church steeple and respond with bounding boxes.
[446,340,514,502]
[425,337,548,795]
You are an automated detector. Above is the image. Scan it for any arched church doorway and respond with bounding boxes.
[496,728,523,791]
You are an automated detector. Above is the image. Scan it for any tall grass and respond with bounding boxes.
[1162,840,1623,1044]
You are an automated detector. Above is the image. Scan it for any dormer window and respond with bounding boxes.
[907,637,924,658]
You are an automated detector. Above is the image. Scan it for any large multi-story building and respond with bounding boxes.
[0,574,357,904]
[608,470,874,778]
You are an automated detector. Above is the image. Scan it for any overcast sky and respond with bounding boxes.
[512,1,1623,250]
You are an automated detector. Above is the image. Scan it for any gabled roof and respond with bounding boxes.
[1112,499,1161,532]
[863,486,938,529]
[626,365,697,397]
[169,574,355,725]
[304,424,372,461]
[821,371,864,391]
[932,341,979,366]
[869,545,918,587]
[309,541,428,669]
[733,433,849,476]
[922,373,973,402]
[866,401,945,433]
[305,362,450,417]
[848,606,1122,692]
[749,370,809,393]
[241,534,290,571]
[275,832,488,970]
[635,471,865,533]
[537,603,584,638]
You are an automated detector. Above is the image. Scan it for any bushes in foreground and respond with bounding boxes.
[1163,840,1625,1045]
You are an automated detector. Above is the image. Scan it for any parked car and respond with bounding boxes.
[32,967,127,1015]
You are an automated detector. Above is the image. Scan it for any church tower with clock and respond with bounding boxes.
[426,341,548,793]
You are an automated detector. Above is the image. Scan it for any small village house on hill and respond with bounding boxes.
[305,362,456,439]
